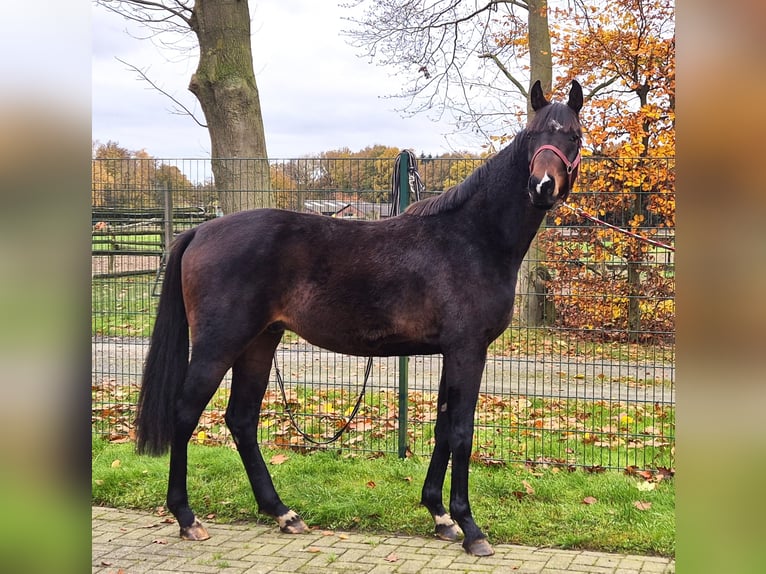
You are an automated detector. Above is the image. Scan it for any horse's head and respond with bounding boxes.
[526,80,583,210]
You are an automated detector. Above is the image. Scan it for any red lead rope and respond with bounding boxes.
[561,202,675,252]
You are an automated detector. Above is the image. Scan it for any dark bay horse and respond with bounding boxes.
[136,80,584,556]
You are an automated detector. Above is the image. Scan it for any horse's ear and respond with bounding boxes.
[567,80,583,114]
[530,80,549,112]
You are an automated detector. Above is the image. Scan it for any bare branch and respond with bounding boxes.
[96,0,193,26]
[116,57,207,128]
[95,0,194,40]
[585,75,621,102]
[479,53,527,97]
[343,0,532,141]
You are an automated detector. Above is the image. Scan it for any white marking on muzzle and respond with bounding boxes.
[536,171,552,195]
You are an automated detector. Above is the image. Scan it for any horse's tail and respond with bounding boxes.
[135,228,197,456]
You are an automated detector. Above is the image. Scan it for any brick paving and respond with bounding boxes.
[92,507,674,573]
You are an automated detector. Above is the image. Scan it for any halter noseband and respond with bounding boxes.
[529,144,581,189]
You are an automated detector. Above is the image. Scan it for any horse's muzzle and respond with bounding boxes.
[528,176,559,210]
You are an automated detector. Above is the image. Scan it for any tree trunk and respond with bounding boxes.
[519,0,554,327]
[626,85,652,341]
[188,0,274,213]
[526,0,553,117]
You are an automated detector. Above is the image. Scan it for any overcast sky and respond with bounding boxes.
[92,1,487,159]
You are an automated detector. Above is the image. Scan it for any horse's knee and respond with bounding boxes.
[448,428,474,457]
[224,407,255,440]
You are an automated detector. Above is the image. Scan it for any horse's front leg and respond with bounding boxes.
[225,334,309,535]
[442,349,495,556]
[421,371,462,542]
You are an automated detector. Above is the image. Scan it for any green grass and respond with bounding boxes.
[92,276,158,337]
[92,232,163,253]
[93,382,675,470]
[92,438,674,556]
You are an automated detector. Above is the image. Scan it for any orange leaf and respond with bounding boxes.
[366,481,376,488]
[633,501,652,511]
[385,552,399,562]
[522,480,535,495]
[582,496,598,505]
[306,546,322,553]
[269,454,289,465]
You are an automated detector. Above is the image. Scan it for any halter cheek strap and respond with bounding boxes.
[529,144,581,188]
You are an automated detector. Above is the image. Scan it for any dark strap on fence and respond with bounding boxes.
[390,149,425,216]
[273,355,373,445]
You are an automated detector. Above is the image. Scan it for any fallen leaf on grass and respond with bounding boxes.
[366,481,376,488]
[522,480,535,495]
[582,496,598,505]
[633,501,652,511]
[269,454,289,465]
[636,481,656,492]
[657,467,675,480]
[385,552,399,562]
[111,459,121,468]
[513,479,536,500]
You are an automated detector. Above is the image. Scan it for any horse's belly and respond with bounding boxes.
[287,322,441,358]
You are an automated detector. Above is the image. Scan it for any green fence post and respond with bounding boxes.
[397,151,410,459]
[163,181,173,255]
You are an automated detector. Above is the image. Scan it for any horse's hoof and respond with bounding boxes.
[464,538,495,556]
[435,522,463,542]
[277,510,309,534]
[180,519,210,541]
[280,519,308,534]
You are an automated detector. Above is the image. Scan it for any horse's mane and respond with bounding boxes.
[405,139,521,217]
[405,102,579,218]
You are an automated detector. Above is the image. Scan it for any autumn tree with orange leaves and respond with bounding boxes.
[92,141,205,211]
[538,0,675,341]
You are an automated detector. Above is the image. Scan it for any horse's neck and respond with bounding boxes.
[475,151,546,259]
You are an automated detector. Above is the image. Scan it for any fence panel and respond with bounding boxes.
[92,156,674,470]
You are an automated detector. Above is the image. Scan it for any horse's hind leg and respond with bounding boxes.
[166,348,233,540]
[225,330,309,534]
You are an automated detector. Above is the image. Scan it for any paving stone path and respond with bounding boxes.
[92,506,674,574]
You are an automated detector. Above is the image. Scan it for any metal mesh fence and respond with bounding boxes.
[92,156,675,470]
